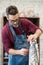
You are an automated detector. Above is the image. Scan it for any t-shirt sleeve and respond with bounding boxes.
[2,29,13,53]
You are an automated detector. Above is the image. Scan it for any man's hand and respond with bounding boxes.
[27,34,37,42]
[9,48,28,56]
[19,48,29,56]
[27,29,42,42]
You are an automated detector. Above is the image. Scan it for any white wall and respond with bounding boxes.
[0,0,43,65]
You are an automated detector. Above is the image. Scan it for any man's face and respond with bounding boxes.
[8,13,19,27]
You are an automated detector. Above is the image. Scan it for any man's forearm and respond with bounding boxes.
[34,29,42,38]
[8,48,20,55]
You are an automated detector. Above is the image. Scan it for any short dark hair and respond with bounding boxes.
[6,5,18,15]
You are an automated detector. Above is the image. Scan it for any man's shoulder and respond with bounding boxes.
[19,18,31,24]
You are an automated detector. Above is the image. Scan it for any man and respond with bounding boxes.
[2,5,42,65]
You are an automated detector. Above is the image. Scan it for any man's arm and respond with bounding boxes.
[8,48,20,55]
[27,29,42,42]
[33,29,42,38]
[25,19,42,42]
[2,28,28,56]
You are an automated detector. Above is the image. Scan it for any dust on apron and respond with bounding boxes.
[8,22,30,65]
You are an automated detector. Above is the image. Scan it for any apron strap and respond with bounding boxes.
[9,24,16,40]
[18,21,25,34]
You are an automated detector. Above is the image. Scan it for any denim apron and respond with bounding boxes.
[8,23,30,65]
